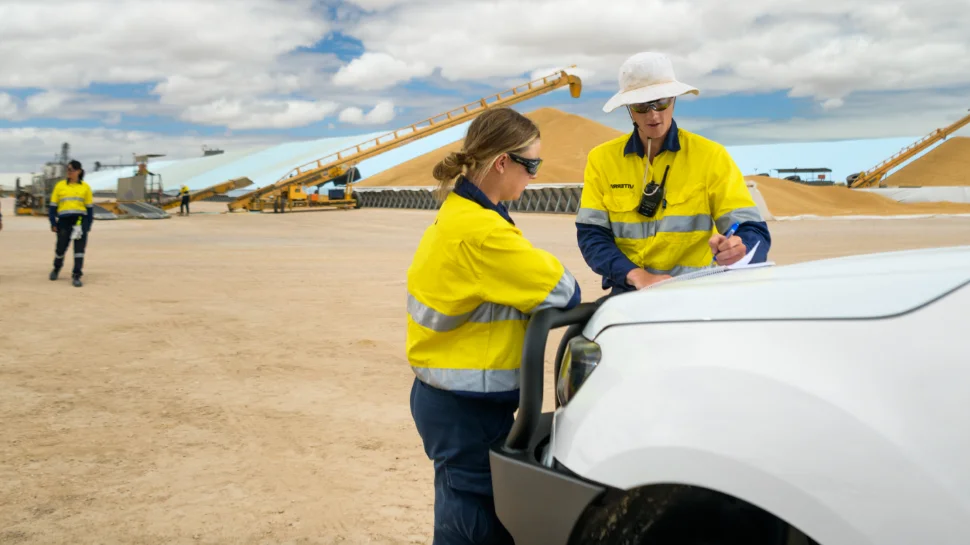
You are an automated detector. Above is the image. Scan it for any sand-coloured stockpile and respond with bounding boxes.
[882,137,970,187]
[748,175,970,216]
[355,107,625,187]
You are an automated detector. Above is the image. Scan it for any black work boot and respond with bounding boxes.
[49,269,59,281]
[72,276,83,288]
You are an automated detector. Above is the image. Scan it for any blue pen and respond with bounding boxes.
[712,222,739,264]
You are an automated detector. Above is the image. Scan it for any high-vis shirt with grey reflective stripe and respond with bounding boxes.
[49,180,93,217]
[406,178,581,400]
[576,122,771,294]
[408,266,577,333]
[407,294,528,332]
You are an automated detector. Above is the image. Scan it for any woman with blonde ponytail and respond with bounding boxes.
[405,107,582,544]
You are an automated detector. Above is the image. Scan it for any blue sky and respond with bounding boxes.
[1,0,968,175]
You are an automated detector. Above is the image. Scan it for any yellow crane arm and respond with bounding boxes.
[850,109,970,188]
[227,67,583,211]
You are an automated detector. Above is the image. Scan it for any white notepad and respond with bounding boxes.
[641,241,774,289]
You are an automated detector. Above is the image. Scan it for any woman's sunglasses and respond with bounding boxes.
[508,152,542,176]
[629,97,675,114]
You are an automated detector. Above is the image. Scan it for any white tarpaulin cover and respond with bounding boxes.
[857,187,970,204]
[745,180,775,221]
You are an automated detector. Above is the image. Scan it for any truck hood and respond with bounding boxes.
[583,245,970,339]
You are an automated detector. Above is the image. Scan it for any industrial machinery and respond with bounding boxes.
[94,162,171,220]
[270,166,362,213]
[848,108,970,188]
[227,67,583,213]
[15,143,71,216]
[94,156,251,219]
[156,177,255,211]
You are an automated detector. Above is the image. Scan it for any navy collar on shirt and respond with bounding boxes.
[623,118,681,158]
[453,176,515,226]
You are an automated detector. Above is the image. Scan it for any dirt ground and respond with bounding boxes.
[2,200,970,544]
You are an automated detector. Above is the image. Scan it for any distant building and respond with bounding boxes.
[773,168,836,185]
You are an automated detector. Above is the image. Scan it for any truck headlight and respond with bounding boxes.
[556,336,601,406]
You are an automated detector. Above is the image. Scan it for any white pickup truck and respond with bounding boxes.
[489,245,970,545]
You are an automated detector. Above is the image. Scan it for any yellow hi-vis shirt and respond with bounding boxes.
[49,179,93,217]
[577,125,764,280]
[406,179,580,397]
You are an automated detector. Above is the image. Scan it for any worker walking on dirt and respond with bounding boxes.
[49,160,94,287]
[406,107,581,545]
[179,185,191,216]
[576,52,771,294]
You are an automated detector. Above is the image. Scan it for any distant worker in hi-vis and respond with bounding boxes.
[406,107,581,544]
[179,185,191,215]
[577,52,771,294]
[49,160,94,287]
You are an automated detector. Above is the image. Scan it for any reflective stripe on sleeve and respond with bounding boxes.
[645,264,710,277]
[531,268,577,313]
[412,366,519,393]
[715,207,763,233]
[407,293,527,333]
[576,207,610,228]
[612,214,714,239]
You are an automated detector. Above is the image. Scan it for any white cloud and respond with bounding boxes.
[0,93,18,119]
[342,0,410,10]
[24,91,71,116]
[338,100,396,125]
[341,0,970,102]
[332,52,433,90]
[529,66,596,84]
[0,127,284,173]
[0,0,328,88]
[0,91,173,123]
[2,0,968,155]
[547,84,970,146]
[0,0,336,129]
[675,89,970,144]
[821,98,845,111]
[179,99,339,130]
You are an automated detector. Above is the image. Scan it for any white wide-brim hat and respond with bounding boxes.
[603,52,699,113]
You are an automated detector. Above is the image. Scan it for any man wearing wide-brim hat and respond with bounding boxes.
[576,52,771,294]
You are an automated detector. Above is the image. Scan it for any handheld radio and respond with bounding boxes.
[638,165,670,218]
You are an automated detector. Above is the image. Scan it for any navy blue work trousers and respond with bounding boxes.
[410,376,517,545]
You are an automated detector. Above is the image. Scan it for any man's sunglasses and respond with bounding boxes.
[508,152,542,176]
[629,97,675,114]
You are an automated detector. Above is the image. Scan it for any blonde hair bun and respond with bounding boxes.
[431,108,539,202]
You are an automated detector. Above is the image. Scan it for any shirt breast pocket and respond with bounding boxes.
[602,186,641,214]
[662,186,710,223]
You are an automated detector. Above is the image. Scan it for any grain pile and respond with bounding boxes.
[355,106,970,217]
[355,107,624,187]
[747,175,970,216]
[882,137,970,187]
